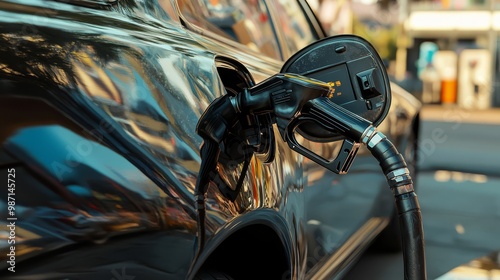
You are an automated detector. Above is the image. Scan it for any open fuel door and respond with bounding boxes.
[281,34,391,143]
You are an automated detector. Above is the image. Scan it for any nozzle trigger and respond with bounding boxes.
[284,117,360,174]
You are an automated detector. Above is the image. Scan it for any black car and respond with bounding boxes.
[0,0,421,279]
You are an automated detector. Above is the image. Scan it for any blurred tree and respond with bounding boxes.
[352,16,397,62]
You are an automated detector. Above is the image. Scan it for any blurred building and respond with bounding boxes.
[403,0,500,108]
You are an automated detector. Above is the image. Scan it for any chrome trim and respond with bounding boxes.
[391,174,411,183]
[386,167,410,180]
[308,217,390,280]
[360,126,376,145]
[367,131,386,148]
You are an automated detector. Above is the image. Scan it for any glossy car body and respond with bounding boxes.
[0,0,421,279]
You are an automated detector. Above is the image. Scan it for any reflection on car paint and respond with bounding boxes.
[1,126,196,264]
[0,0,421,278]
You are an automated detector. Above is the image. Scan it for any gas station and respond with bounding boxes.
[400,0,500,108]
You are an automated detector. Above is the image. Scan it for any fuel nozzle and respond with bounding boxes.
[231,73,374,174]
[234,73,333,114]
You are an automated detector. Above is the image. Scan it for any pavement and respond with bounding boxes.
[417,104,500,176]
[420,104,500,124]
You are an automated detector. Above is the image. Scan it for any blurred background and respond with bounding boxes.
[307,0,500,279]
[308,0,500,110]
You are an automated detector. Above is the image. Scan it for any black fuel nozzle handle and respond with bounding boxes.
[300,96,374,142]
[234,74,372,174]
[234,73,332,119]
[283,96,374,174]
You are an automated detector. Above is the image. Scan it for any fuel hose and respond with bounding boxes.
[301,97,427,280]
[365,129,427,280]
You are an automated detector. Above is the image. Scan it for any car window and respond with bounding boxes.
[177,0,281,60]
[268,0,318,56]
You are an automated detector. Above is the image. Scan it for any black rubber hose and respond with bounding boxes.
[396,192,426,280]
[367,134,427,280]
[194,140,220,259]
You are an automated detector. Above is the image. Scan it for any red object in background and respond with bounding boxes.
[259,13,267,22]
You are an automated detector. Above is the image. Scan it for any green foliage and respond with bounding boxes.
[352,15,397,61]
